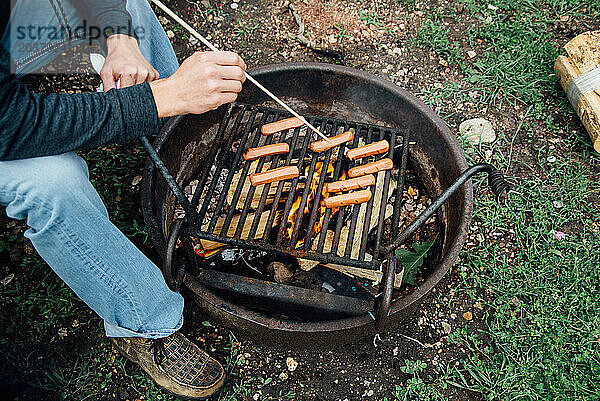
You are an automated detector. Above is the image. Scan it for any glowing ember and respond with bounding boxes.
[286,161,345,248]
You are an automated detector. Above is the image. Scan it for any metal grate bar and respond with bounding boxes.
[196,106,248,225]
[275,117,316,247]
[360,128,394,259]
[289,119,329,247]
[220,111,271,237]
[344,127,375,258]
[315,123,349,251]
[246,124,290,240]
[208,108,260,233]
[302,121,339,252]
[262,124,305,241]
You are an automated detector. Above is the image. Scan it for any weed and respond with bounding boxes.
[393,360,447,401]
[411,20,463,67]
[334,22,351,41]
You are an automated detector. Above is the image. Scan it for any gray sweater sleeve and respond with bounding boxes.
[0,46,161,161]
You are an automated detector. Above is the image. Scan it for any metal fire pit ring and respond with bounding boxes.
[141,62,473,348]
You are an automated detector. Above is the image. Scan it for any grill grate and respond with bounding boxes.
[179,103,410,270]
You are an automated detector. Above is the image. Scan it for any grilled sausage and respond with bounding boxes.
[261,117,304,135]
[326,174,375,193]
[243,143,289,161]
[346,140,390,161]
[310,131,354,153]
[347,158,393,178]
[324,189,372,209]
[250,166,299,186]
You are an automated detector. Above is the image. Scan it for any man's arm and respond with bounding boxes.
[0,48,246,161]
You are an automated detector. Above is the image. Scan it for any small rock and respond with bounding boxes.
[488,4,499,10]
[560,15,569,22]
[286,357,298,371]
[547,155,557,163]
[268,262,294,283]
[366,390,374,397]
[441,321,452,334]
[474,301,483,310]
[393,346,399,356]
[279,371,288,380]
[58,327,68,338]
[467,50,477,59]
[166,30,175,39]
[459,118,496,144]
[553,200,564,209]
[230,3,238,9]
[1,273,15,286]
[392,47,402,55]
[439,58,449,67]
[462,311,473,321]
[131,175,142,186]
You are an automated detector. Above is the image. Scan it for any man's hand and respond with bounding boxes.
[101,34,159,91]
[150,51,246,118]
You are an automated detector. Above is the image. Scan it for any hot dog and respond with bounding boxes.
[347,158,393,178]
[346,140,390,161]
[261,117,304,135]
[310,131,354,153]
[243,143,289,161]
[326,174,375,193]
[324,189,372,209]
[250,166,299,186]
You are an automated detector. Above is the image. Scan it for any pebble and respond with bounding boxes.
[547,155,557,163]
[286,357,298,371]
[467,50,477,59]
[441,321,452,334]
[463,311,473,321]
[459,118,496,144]
[1,273,15,286]
[166,30,175,39]
[553,200,564,209]
[230,3,238,9]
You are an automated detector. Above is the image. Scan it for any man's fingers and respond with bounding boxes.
[120,69,137,88]
[136,69,150,85]
[219,65,246,82]
[100,69,117,92]
[218,92,238,105]
[202,51,245,68]
[220,79,243,93]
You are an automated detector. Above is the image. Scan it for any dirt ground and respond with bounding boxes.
[1,0,599,400]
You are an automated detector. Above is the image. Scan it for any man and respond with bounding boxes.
[0,0,246,398]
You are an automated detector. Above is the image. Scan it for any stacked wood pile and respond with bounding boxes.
[555,30,600,153]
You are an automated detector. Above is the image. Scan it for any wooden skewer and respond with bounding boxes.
[150,0,330,142]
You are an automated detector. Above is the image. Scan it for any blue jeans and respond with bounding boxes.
[0,0,184,338]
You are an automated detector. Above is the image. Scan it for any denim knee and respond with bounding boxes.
[0,153,106,228]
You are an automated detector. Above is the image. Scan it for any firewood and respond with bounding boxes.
[323,263,404,288]
[554,30,600,153]
[229,160,293,209]
[199,210,282,250]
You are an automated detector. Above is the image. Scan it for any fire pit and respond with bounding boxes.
[141,63,507,347]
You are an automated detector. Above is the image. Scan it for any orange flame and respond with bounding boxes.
[286,162,345,248]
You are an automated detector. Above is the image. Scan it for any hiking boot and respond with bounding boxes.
[112,332,225,399]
